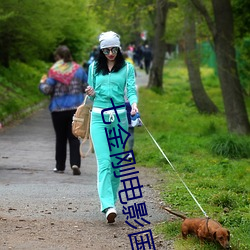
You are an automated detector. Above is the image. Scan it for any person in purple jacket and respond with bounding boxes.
[39,45,88,175]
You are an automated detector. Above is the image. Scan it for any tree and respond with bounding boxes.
[184,1,218,114]
[148,0,177,89]
[232,0,250,96]
[91,0,155,48]
[232,0,250,40]
[0,0,98,66]
[191,0,250,134]
[0,0,58,66]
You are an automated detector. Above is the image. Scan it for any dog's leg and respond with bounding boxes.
[181,231,188,240]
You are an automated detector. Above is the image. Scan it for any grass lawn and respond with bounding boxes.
[134,58,250,250]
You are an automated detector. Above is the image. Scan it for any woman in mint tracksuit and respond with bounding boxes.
[86,31,138,223]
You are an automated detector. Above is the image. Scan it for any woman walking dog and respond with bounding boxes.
[85,31,138,223]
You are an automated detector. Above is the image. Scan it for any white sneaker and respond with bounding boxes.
[53,168,64,173]
[105,207,117,223]
[127,153,133,160]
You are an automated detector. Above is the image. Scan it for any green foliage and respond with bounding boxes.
[165,3,184,44]
[165,0,213,45]
[135,58,250,249]
[232,0,250,39]
[0,0,100,66]
[92,0,155,46]
[236,37,250,95]
[0,60,49,122]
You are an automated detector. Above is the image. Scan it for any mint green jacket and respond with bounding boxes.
[87,62,138,109]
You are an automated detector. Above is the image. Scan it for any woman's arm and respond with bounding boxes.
[126,63,138,115]
[86,62,96,99]
[39,76,56,95]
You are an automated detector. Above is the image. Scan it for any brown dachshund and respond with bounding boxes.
[163,207,231,249]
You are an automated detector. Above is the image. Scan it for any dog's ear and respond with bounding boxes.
[213,231,217,240]
[227,230,230,240]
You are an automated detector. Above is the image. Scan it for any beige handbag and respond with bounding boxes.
[72,95,94,158]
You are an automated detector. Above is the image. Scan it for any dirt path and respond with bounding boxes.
[0,71,173,250]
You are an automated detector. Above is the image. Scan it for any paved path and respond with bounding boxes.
[0,71,171,249]
[135,68,149,87]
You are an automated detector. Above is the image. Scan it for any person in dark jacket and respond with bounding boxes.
[143,44,152,74]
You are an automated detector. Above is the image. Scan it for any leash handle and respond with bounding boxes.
[139,118,209,218]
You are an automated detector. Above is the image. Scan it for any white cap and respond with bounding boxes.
[99,31,121,49]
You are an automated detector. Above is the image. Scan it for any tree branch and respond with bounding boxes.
[167,1,178,9]
[190,0,216,37]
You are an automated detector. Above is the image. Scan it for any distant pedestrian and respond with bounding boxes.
[143,44,152,74]
[134,45,144,69]
[86,46,99,70]
[39,45,88,175]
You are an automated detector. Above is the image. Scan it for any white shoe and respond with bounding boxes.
[127,153,133,160]
[106,208,117,223]
[53,168,64,173]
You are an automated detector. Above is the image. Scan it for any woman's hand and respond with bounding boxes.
[131,103,138,116]
[85,86,96,97]
[40,74,47,83]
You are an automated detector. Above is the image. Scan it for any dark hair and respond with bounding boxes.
[54,45,73,63]
[95,48,126,75]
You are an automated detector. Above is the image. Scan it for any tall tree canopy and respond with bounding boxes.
[0,0,98,67]
[91,0,155,47]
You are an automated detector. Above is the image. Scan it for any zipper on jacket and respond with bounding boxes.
[108,72,111,98]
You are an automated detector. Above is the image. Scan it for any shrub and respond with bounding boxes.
[210,191,237,209]
[210,135,250,158]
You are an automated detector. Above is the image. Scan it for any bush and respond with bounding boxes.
[0,60,49,123]
[210,191,237,209]
[210,135,250,159]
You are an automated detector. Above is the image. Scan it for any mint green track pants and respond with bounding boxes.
[90,110,128,212]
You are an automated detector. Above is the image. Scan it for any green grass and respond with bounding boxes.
[134,59,250,250]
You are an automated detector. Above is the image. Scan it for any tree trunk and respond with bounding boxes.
[184,4,218,114]
[147,0,169,89]
[212,0,250,134]
[191,0,250,134]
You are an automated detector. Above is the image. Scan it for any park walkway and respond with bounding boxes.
[0,69,171,249]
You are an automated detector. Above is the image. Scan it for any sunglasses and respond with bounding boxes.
[102,47,119,55]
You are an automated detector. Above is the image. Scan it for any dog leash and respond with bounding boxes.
[139,118,209,218]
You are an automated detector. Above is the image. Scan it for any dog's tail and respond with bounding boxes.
[162,206,187,220]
